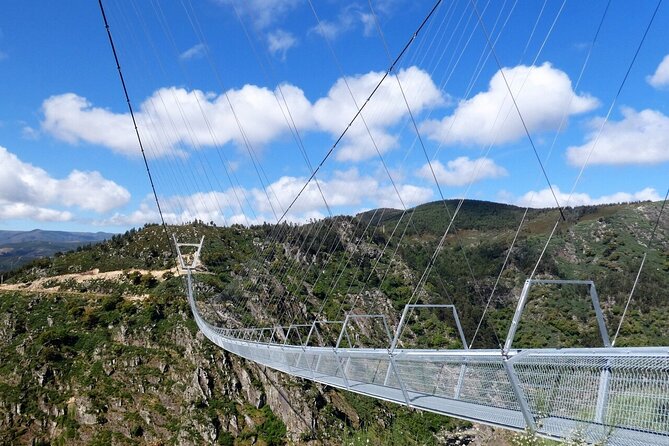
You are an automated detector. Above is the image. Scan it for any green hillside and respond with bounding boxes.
[1,199,667,445]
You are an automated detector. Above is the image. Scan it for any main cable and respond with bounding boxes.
[98,0,173,252]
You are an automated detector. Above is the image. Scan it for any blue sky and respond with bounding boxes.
[0,0,668,232]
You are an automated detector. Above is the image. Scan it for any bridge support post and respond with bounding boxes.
[595,367,611,424]
[334,352,351,390]
[295,322,319,380]
[454,361,467,399]
[504,279,532,354]
[504,357,537,432]
[383,359,393,386]
[388,354,412,408]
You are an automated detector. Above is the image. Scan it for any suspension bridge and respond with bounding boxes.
[174,237,669,445]
[97,0,669,443]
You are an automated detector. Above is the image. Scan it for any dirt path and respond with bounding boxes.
[0,267,179,298]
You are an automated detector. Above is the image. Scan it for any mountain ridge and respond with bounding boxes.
[0,229,115,244]
[0,229,115,272]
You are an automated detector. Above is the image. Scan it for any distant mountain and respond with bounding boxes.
[0,229,114,244]
[0,229,115,272]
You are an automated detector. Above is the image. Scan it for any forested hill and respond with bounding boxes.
[1,199,667,445]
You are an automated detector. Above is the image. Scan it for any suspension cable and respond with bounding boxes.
[98,0,174,253]
[468,0,565,220]
[521,0,663,344]
[272,0,444,228]
[528,0,663,279]
[468,0,573,348]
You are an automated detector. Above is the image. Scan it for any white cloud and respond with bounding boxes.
[218,0,300,30]
[258,170,432,214]
[56,171,130,213]
[255,169,376,215]
[376,184,433,209]
[311,20,342,41]
[360,13,376,36]
[0,201,73,222]
[313,66,444,161]
[227,160,240,172]
[309,4,394,40]
[104,169,433,227]
[0,50,7,61]
[100,199,159,227]
[309,4,364,40]
[0,146,130,222]
[41,85,313,157]
[41,66,442,163]
[41,93,139,156]
[267,29,297,60]
[647,54,669,88]
[179,43,206,61]
[417,157,507,186]
[516,186,661,208]
[422,62,598,146]
[21,126,39,140]
[216,0,301,56]
[371,0,403,15]
[566,108,669,166]
[253,169,432,217]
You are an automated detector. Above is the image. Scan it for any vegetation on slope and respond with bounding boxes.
[1,199,667,445]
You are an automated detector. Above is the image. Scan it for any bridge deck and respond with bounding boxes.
[213,334,669,444]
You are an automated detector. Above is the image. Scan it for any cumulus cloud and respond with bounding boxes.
[103,169,433,227]
[377,183,433,209]
[41,85,313,157]
[566,108,669,166]
[516,186,660,208]
[41,93,138,155]
[417,157,507,186]
[422,62,598,146]
[100,199,160,227]
[0,202,73,222]
[267,29,297,60]
[56,171,130,212]
[0,146,130,222]
[313,66,444,161]
[179,43,206,61]
[647,54,669,88]
[255,168,432,216]
[41,66,443,162]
